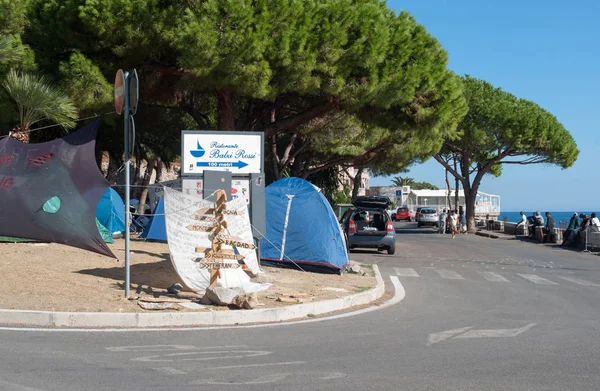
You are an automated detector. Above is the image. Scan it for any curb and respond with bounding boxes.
[0,265,385,329]
[475,231,500,239]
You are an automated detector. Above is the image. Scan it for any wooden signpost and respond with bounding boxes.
[186,190,256,288]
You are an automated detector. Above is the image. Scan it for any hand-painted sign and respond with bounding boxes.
[182,131,263,175]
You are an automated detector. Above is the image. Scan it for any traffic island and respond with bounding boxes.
[0,240,383,328]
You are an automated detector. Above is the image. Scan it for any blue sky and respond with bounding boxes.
[372,0,600,211]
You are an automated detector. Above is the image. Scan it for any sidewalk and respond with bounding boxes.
[0,265,386,329]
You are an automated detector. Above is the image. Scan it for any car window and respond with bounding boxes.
[340,208,355,223]
[421,209,436,214]
[398,207,408,212]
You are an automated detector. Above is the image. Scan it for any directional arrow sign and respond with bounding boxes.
[196,160,249,170]
[198,262,241,269]
[427,323,537,345]
[215,236,257,250]
[203,252,245,261]
[186,225,214,232]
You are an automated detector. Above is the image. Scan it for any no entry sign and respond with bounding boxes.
[114,69,125,115]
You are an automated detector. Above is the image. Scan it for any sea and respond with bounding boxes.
[499,211,596,224]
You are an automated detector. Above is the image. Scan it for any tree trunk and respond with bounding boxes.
[351,167,364,199]
[137,157,157,215]
[106,151,122,185]
[453,158,459,210]
[464,186,478,233]
[155,157,163,183]
[10,125,30,143]
[445,168,451,210]
[217,89,235,130]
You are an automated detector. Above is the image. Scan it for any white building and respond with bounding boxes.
[369,186,501,219]
[338,167,370,196]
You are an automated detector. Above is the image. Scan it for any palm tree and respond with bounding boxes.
[2,69,77,143]
[391,176,414,187]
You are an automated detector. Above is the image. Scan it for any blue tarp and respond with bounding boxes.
[140,197,167,241]
[260,177,349,273]
[96,188,125,235]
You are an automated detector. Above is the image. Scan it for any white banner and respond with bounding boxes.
[163,187,267,292]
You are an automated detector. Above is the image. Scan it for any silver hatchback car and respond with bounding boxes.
[417,208,439,227]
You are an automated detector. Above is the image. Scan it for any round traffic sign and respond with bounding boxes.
[114,69,125,115]
[129,69,139,116]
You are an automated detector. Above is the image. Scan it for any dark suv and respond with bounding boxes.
[340,196,396,255]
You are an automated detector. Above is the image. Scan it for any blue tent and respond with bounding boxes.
[140,198,167,241]
[261,178,349,273]
[96,188,125,235]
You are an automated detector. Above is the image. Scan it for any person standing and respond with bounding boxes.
[545,212,556,242]
[438,209,447,234]
[562,212,580,245]
[449,210,458,239]
[591,212,600,232]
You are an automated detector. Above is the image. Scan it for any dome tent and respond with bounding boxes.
[261,177,349,274]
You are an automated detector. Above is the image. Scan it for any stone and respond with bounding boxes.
[199,295,213,305]
[347,264,362,274]
[233,292,259,309]
[167,283,183,294]
[205,286,244,306]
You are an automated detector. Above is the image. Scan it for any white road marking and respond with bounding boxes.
[198,361,305,371]
[454,323,537,339]
[153,367,187,375]
[479,271,510,282]
[557,276,600,287]
[106,345,200,352]
[427,327,473,346]
[517,274,558,285]
[434,269,465,280]
[394,267,420,277]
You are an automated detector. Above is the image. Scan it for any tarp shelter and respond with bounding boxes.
[260,177,349,273]
[96,188,125,235]
[140,197,167,241]
[0,119,114,257]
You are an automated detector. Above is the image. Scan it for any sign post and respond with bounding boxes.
[115,68,138,297]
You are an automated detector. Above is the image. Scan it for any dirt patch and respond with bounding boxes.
[0,239,376,312]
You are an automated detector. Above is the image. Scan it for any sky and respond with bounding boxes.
[372,0,600,211]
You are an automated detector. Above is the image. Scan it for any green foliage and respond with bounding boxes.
[391,176,414,187]
[58,52,112,111]
[2,69,78,131]
[436,76,579,230]
[410,181,439,190]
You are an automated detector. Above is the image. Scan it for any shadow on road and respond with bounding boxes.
[393,221,439,235]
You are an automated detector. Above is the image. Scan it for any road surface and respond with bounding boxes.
[1,222,599,390]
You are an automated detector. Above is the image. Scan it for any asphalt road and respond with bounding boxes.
[2,222,600,390]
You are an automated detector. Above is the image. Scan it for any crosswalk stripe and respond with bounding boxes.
[394,268,420,277]
[478,271,510,282]
[557,276,600,287]
[517,274,558,285]
[434,269,465,280]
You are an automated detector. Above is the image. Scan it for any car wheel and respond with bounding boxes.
[387,246,396,255]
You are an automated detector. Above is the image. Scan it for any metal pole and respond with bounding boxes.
[123,71,131,297]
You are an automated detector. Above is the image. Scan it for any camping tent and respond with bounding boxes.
[260,177,349,273]
[140,198,167,241]
[96,188,126,235]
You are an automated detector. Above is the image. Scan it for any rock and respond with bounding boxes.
[233,293,259,309]
[205,287,244,306]
[167,283,183,294]
[199,295,213,305]
[347,265,362,274]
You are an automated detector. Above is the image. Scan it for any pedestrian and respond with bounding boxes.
[438,209,447,234]
[545,212,556,242]
[591,212,600,232]
[515,211,527,236]
[449,210,458,239]
[562,212,579,245]
[460,213,467,234]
